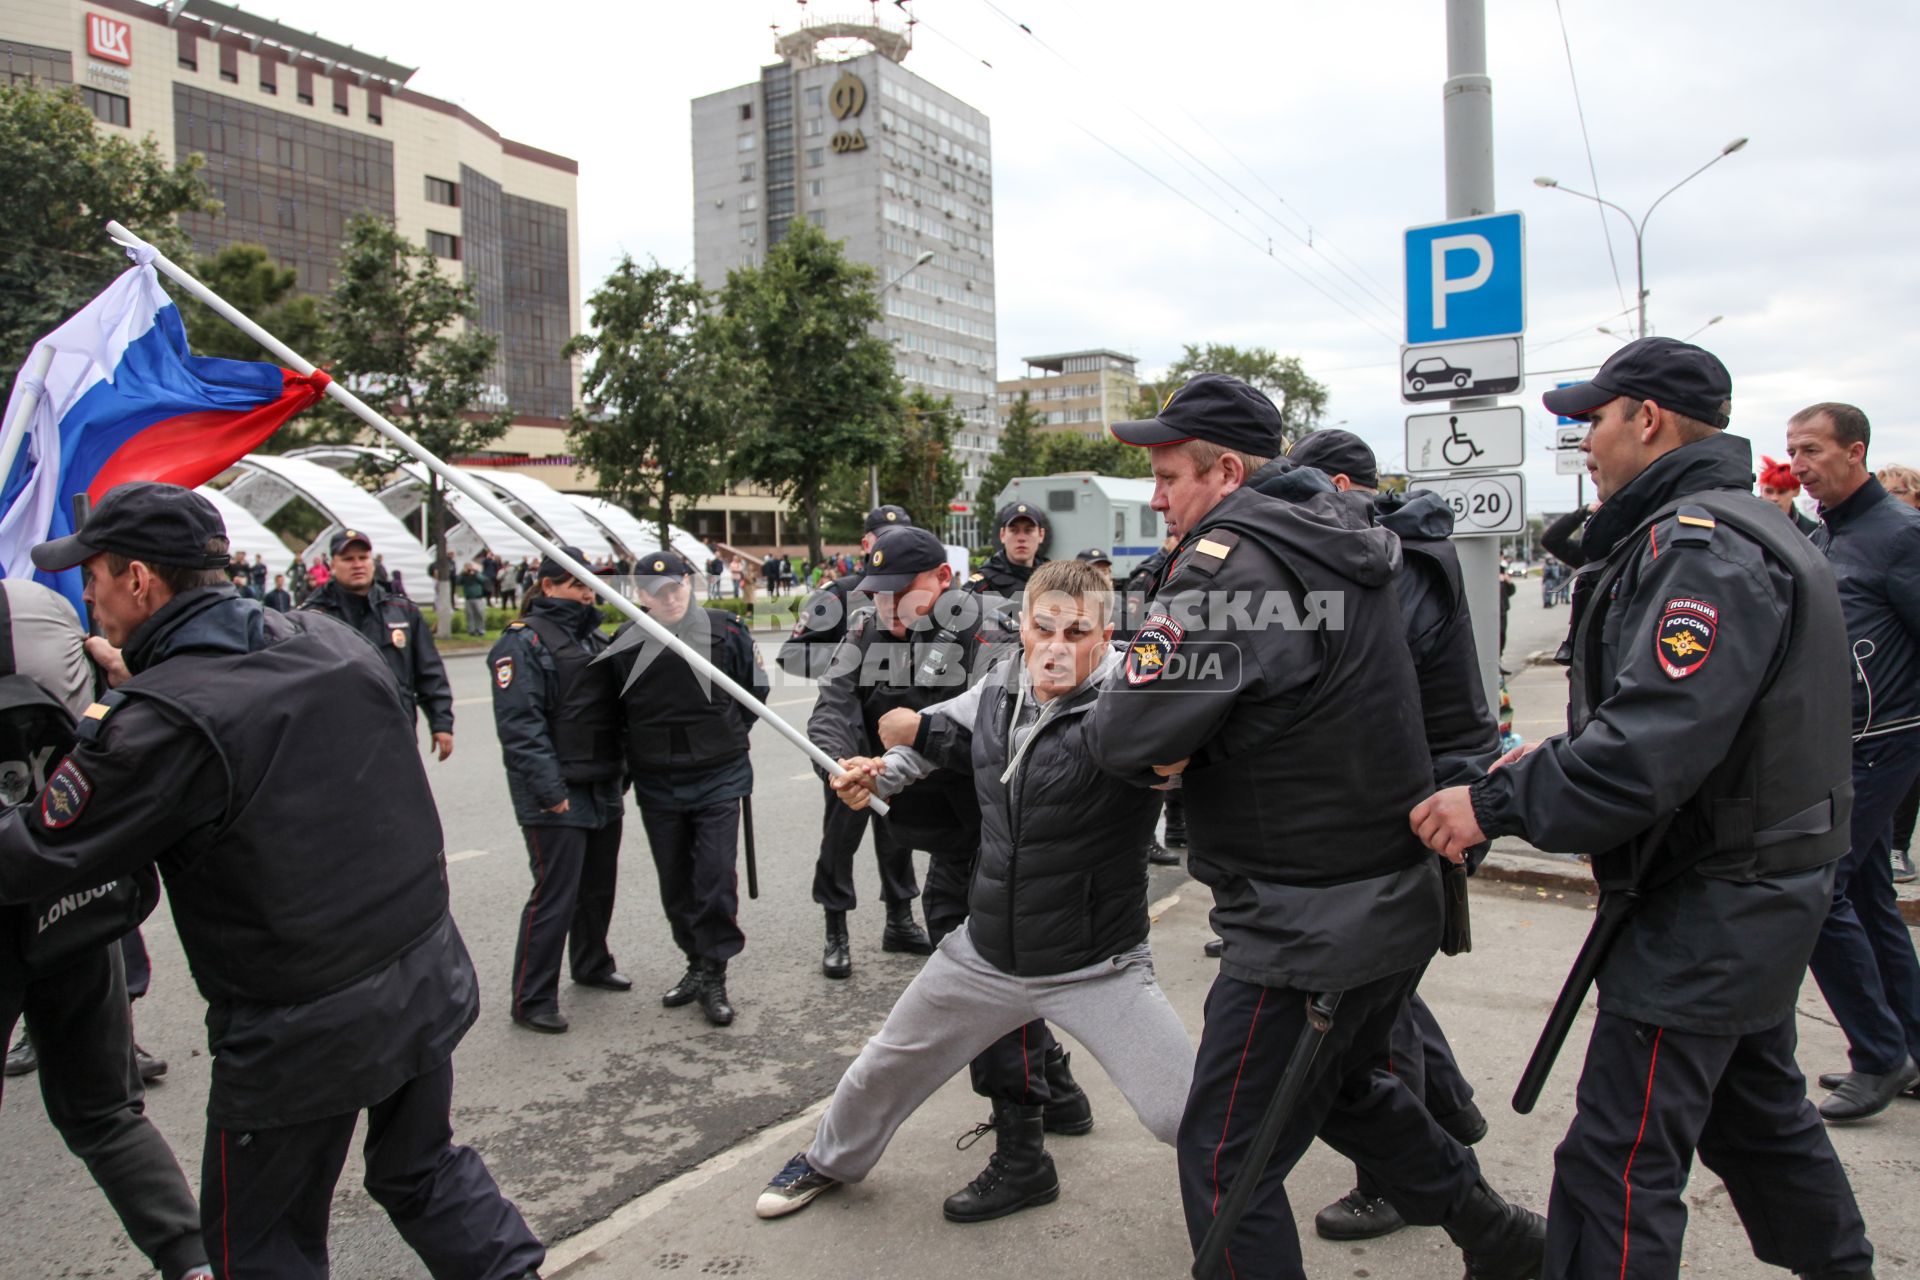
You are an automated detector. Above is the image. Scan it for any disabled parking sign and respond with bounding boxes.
[1404,212,1526,345]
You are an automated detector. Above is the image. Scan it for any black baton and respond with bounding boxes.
[1191,989,1342,1280]
[742,795,759,900]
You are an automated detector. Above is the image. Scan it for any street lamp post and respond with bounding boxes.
[1535,137,1747,338]
[873,250,937,507]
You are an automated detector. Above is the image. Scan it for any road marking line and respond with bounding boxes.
[447,849,491,864]
[545,1095,834,1277]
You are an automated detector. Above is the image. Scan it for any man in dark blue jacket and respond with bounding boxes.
[1789,400,1920,1121]
[490,546,629,1035]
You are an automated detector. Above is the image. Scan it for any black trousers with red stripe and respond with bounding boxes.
[510,819,621,1019]
[199,1058,543,1280]
[1177,966,1481,1280]
[1546,1011,1872,1278]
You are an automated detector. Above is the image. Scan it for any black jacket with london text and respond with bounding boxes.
[1813,474,1920,739]
[488,596,623,829]
[1470,433,1853,1035]
[299,578,454,734]
[0,588,477,1129]
[1084,484,1442,992]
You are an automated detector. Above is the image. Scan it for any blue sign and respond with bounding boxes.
[1554,382,1581,425]
[1404,211,1525,346]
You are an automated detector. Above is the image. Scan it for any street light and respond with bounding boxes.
[872,251,938,506]
[1534,137,1748,339]
[1684,314,1725,341]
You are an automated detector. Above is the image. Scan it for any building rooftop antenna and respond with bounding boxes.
[775,2,912,66]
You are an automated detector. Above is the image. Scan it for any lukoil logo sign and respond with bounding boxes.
[87,14,132,65]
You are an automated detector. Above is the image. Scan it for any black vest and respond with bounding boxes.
[1181,510,1433,887]
[118,612,449,1004]
[620,610,749,773]
[522,613,622,782]
[1573,491,1852,887]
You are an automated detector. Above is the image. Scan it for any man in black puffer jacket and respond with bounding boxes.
[753,559,1193,1225]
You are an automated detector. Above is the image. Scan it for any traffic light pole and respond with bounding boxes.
[1444,0,1506,712]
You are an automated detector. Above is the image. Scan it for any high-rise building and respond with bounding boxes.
[2,0,580,464]
[690,14,998,508]
[997,350,1141,441]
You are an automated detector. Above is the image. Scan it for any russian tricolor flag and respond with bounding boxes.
[0,262,327,618]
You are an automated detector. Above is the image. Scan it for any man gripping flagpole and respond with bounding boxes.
[97,221,886,811]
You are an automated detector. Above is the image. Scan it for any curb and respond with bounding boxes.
[1477,848,1920,927]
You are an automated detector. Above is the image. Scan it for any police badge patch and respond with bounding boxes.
[391,625,408,650]
[1655,597,1717,679]
[1126,613,1185,686]
[494,657,514,689]
[39,758,91,829]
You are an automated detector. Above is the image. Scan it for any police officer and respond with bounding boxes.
[490,545,628,1035]
[1414,339,1872,1278]
[0,482,543,1279]
[300,527,455,760]
[608,550,767,1027]
[779,505,927,966]
[815,525,1095,1169]
[0,576,208,1280]
[969,500,1049,598]
[1086,375,1543,1280]
[1255,434,1501,1243]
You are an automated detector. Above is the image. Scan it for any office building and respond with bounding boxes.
[997,350,1141,441]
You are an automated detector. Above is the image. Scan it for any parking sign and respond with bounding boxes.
[1404,212,1526,345]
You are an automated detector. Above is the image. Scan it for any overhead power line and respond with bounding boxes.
[1553,0,1626,307]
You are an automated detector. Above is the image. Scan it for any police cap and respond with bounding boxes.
[536,544,591,583]
[1074,547,1112,565]
[328,527,373,555]
[854,525,948,594]
[1543,336,1732,429]
[1110,372,1285,456]
[863,504,913,534]
[995,501,1049,533]
[633,549,695,589]
[32,481,229,572]
[1287,428,1379,489]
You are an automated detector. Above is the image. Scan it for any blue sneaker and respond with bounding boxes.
[756,1152,838,1219]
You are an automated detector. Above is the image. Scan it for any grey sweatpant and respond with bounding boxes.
[808,926,1194,1183]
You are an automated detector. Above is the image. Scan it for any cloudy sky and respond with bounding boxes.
[281,0,1918,514]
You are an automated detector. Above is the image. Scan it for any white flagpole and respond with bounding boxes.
[104,221,886,813]
[0,343,57,493]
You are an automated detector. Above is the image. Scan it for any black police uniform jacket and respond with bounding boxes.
[300,578,454,734]
[1471,433,1852,1035]
[1086,484,1441,991]
[971,551,1046,597]
[777,578,855,679]
[489,596,623,829]
[609,606,767,809]
[0,587,476,1129]
[915,651,1160,976]
[808,589,1005,857]
[1813,473,1920,739]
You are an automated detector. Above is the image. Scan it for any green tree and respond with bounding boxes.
[0,83,215,380]
[718,220,900,564]
[975,392,1044,510]
[325,213,508,637]
[177,243,332,451]
[1036,431,1151,479]
[1133,343,1330,448]
[564,257,732,544]
[882,388,965,525]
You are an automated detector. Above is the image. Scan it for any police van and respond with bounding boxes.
[994,474,1164,578]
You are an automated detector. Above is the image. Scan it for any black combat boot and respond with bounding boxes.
[822,911,852,980]
[1442,1179,1546,1279]
[943,1100,1059,1223]
[1041,1044,1094,1135]
[699,959,736,1027]
[662,960,703,1008]
[881,900,933,955]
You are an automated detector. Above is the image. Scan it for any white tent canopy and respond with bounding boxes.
[565,495,708,566]
[483,471,613,561]
[221,454,432,585]
[196,485,289,579]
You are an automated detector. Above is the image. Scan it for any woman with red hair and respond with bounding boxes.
[1758,455,1820,535]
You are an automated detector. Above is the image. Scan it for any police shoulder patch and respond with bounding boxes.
[494,656,515,689]
[40,757,92,829]
[1655,597,1717,679]
[1126,612,1186,686]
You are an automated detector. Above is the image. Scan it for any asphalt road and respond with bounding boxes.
[0,637,1189,1279]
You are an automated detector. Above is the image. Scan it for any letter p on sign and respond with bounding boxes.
[1404,212,1525,346]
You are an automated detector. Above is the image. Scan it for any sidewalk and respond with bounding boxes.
[542,882,1915,1279]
